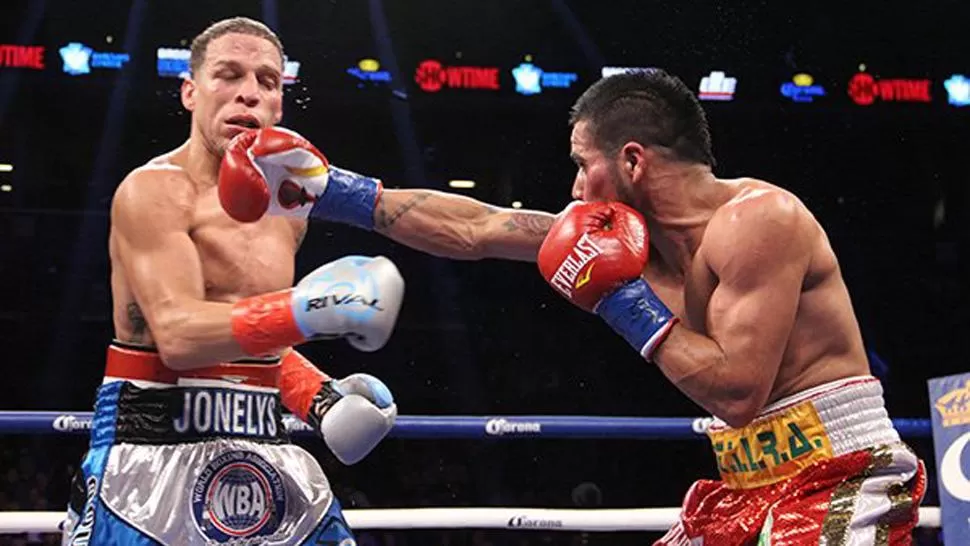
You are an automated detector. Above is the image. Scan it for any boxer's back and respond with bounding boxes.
[108,146,304,347]
[694,179,870,405]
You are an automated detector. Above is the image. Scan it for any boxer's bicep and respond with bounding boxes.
[111,173,206,332]
[707,259,804,402]
[705,195,810,407]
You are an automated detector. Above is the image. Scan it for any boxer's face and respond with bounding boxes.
[182,32,284,157]
[569,121,635,205]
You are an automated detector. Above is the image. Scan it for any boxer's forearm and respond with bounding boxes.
[651,324,767,428]
[373,189,553,262]
[373,189,485,258]
[151,299,264,370]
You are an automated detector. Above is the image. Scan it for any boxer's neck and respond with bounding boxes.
[183,131,222,189]
[639,164,728,274]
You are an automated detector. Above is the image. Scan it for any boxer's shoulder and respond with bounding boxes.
[710,179,805,232]
[111,161,197,231]
[703,180,812,274]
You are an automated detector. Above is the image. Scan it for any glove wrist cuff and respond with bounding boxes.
[595,279,676,360]
[230,289,307,356]
[310,166,382,230]
[306,380,343,433]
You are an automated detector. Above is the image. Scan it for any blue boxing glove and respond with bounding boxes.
[537,201,678,359]
[219,126,382,230]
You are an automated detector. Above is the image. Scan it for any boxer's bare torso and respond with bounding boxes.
[109,143,304,347]
[645,178,869,408]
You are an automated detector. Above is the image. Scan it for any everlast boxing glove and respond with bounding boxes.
[537,201,678,360]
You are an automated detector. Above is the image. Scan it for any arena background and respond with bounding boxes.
[0,0,967,544]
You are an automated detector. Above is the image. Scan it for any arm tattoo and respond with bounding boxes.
[126,302,148,343]
[375,193,432,230]
[503,213,555,235]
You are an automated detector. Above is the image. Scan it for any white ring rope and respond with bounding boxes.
[0,507,941,534]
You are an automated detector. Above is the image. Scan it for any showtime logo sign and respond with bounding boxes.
[414,59,499,92]
[848,72,931,105]
[0,44,45,69]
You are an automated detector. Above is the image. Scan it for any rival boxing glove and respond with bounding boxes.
[309,374,397,465]
[537,201,677,359]
[231,255,405,356]
[218,126,382,230]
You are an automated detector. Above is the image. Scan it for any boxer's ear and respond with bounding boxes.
[181,77,196,112]
[619,142,647,183]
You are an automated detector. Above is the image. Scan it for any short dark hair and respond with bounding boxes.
[189,17,285,76]
[569,69,715,167]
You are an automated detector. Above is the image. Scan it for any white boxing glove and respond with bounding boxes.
[294,255,405,352]
[230,255,404,357]
[309,373,397,465]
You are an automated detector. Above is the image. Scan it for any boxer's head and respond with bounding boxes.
[181,17,285,158]
[568,69,715,209]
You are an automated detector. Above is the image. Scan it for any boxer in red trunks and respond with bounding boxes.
[220,68,926,545]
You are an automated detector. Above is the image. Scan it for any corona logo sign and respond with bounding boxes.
[414,59,500,92]
[848,70,931,106]
[347,58,391,84]
[781,73,826,103]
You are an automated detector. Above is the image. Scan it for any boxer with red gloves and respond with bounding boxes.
[216,66,926,545]
[545,72,924,545]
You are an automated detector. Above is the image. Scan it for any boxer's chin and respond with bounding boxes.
[200,130,229,159]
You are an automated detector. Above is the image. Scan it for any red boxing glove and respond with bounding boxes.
[219,127,330,223]
[538,201,649,312]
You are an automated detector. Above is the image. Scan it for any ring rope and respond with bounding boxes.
[0,411,933,439]
[0,410,939,534]
[0,507,942,534]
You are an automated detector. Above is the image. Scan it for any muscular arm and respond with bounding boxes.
[373,189,556,262]
[651,193,810,427]
[112,170,253,369]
